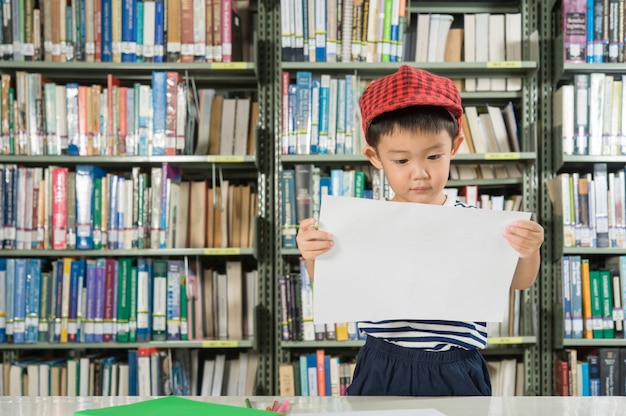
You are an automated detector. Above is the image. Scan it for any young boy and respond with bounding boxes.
[296,65,544,396]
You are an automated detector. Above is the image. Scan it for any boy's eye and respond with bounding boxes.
[428,154,443,160]
[394,159,409,164]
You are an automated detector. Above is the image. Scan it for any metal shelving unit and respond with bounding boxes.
[273,0,542,396]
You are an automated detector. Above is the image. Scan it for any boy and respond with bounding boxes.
[296,65,544,396]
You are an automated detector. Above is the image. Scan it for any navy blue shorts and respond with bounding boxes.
[346,336,492,396]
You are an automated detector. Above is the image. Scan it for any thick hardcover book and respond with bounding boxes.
[600,347,619,395]
[116,258,132,342]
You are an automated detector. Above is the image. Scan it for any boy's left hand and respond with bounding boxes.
[504,220,544,259]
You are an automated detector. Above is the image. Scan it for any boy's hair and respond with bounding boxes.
[366,105,459,148]
[359,65,463,145]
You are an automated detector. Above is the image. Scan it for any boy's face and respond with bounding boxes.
[363,127,464,205]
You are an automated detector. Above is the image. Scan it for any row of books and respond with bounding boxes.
[0,348,258,397]
[280,0,408,63]
[561,0,625,64]
[487,358,524,397]
[282,71,363,156]
[0,257,257,344]
[0,72,258,157]
[554,73,626,157]
[554,348,626,396]
[278,351,355,396]
[546,164,624,249]
[406,13,523,93]
[561,255,626,340]
[0,164,257,251]
[0,0,249,63]
[282,70,523,157]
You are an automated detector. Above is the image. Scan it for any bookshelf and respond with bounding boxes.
[0,0,277,394]
[543,0,626,397]
[273,0,542,396]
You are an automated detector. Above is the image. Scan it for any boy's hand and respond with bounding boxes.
[504,220,544,259]
[296,218,334,261]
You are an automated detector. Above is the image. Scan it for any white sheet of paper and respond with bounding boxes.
[313,195,532,324]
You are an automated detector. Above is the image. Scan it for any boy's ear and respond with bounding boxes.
[451,134,465,158]
[363,145,383,169]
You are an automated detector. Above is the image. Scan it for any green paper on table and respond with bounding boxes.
[74,396,281,416]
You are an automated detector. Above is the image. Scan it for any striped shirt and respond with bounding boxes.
[358,198,488,351]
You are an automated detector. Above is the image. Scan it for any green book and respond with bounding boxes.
[73,396,279,416]
[128,265,138,342]
[180,274,188,341]
[590,270,604,338]
[354,171,366,198]
[38,271,51,342]
[151,259,168,341]
[93,177,102,250]
[116,258,132,343]
[599,269,615,338]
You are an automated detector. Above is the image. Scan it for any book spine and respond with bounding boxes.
[75,165,95,250]
[154,0,165,62]
[135,0,144,62]
[103,258,117,342]
[296,71,312,155]
[180,0,194,62]
[84,260,96,343]
[280,169,297,248]
[563,0,587,62]
[166,259,181,340]
[67,258,82,342]
[12,259,26,344]
[129,264,138,342]
[151,71,167,155]
[51,167,67,250]
[116,257,131,342]
[121,0,137,62]
[570,255,584,338]
[101,0,112,61]
[193,0,206,61]
[0,259,6,343]
[24,259,41,343]
[221,0,232,62]
[151,259,167,341]
[167,0,182,62]
[136,257,150,341]
[165,72,179,156]
[5,259,14,343]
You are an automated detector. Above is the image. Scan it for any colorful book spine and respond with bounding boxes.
[563,0,587,63]
[129,264,138,342]
[281,169,297,248]
[0,259,6,342]
[154,0,165,63]
[295,71,312,155]
[166,260,181,340]
[12,258,27,344]
[344,74,354,155]
[59,258,72,343]
[310,79,320,154]
[84,259,97,343]
[151,71,167,155]
[101,0,113,61]
[24,259,41,343]
[103,258,117,342]
[68,258,84,343]
[121,0,137,62]
[38,270,51,343]
[94,258,107,343]
[136,258,151,342]
[570,255,584,338]
[160,163,181,248]
[51,167,68,250]
[116,258,131,342]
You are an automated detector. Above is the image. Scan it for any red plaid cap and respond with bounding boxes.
[359,65,463,144]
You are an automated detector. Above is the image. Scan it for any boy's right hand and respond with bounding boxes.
[296,218,334,261]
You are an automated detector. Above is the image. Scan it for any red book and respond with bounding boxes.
[118,86,127,155]
[180,0,194,62]
[316,349,326,396]
[554,358,570,396]
[51,167,68,250]
[562,0,587,63]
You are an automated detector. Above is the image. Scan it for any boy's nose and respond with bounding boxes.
[411,162,429,179]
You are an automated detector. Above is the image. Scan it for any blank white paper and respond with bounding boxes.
[313,195,531,324]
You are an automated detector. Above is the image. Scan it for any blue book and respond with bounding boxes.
[121,0,137,62]
[318,76,330,154]
[324,355,331,396]
[166,260,181,340]
[127,349,139,396]
[0,258,6,342]
[344,75,354,155]
[569,255,583,338]
[84,259,97,343]
[135,0,145,63]
[76,165,106,250]
[310,79,320,154]
[314,0,326,62]
[287,83,298,154]
[306,352,318,396]
[562,256,573,338]
[12,258,27,344]
[115,176,126,250]
[581,361,590,396]
[588,353,601,395]
[586,0,595,63]
[101,0,113,62]
[68,259,84,343]
[51,259,64,343]
[154,0,165,63]
[24,259,41,343]
[151,71,167,155]
[6,259,14,342]
[335,78,346,155]
[330,169,343,196]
